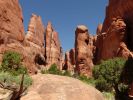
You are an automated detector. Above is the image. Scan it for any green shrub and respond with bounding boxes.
[95,76,112,92]
[41,64,63,75]
[74,75,95,86]
[41,69,48,74]
[0,71,32,88]
[1,51,27,75]
[93,58,127,94]
[0,51,32,87]
[48,64,62,75]
[62,70,71,76]
[41,64,96,87]
[102,92,115,100]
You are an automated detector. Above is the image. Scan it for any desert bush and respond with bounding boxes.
[0,51,32,99]
[102,92,115,100]
[0,71,32,88]
[62,70,71,76]
[1,51,27,75]
[41,64,63,75]
[47,64,62,75]
[41,64,96,87]
[93,58,127,96]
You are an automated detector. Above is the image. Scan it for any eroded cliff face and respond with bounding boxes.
[75,25,94,77]
[26,14,45,47]
[96,0,133,63]
[23,14,46,72]
[96,17,128,62]
[0,0,63,73]
[45,22,63,69]
[0,0,24,42]
[103,0,133,53]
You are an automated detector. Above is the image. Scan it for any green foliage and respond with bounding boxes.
[118,83,128,94]
[78,75,94,85]
[95,76,112,92]
[0,51,32,89]
[41,69,48,74]
[41,64,96,86]
[48,64,62,75]
[93,58,127,93]
[102,92,115,100]
[41,64,62,75]
[2,51,21,70]
[0,71,32,88]
[62,70,71,76]
[1,51,27,75]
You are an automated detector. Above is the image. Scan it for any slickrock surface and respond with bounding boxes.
[21,74,104,100]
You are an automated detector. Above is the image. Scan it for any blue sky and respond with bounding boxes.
[20,0,108,52]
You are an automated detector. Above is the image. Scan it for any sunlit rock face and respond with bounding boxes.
[75,25,94,77]
[102,0,133,53]
[45,22,63,69]
[26,14,45,47]
[96,17,127,62]
[96,0,133,63]
[0,0,24,43]
[0,0,29,72]
[45,22,53,66]
[96,24,103,35]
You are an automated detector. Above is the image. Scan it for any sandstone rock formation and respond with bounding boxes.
[63,48,75,73]
[0,0,47,73]
[0,13,46,74]
[45,22,53,66]
[0,0,24,42]
[96,24,102,35]
[70,48,76,65]
[26,14,45,47]
[96,17,127,62]
[23,13,46,72]
[45,22,63,69]
[96,0,133,63]
[21,74,104,100]
[0,0,36,72]
[0,0,63,73]
[75,25,94,77]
